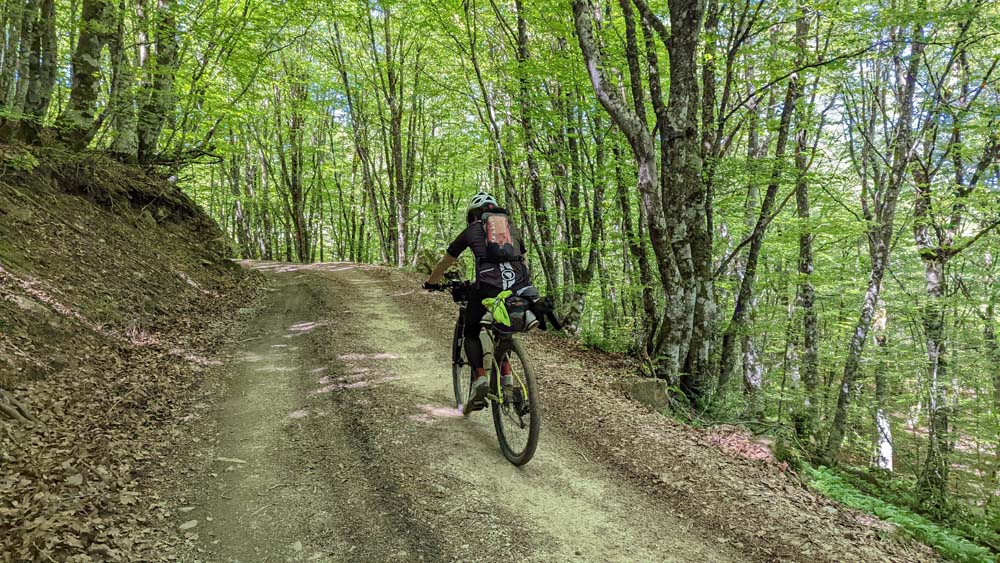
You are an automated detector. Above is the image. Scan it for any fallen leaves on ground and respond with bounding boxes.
[0,152,262,561]
[0,277,259,562]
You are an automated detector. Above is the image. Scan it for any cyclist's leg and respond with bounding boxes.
[453,307,466,364]
[496,335,514,385]
[462,286,499,412]
[463,298,485,371]
[462,285,501,371]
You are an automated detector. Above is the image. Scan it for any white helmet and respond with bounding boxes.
[467,192,498,211]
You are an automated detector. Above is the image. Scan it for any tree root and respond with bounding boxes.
[0,389,39,425]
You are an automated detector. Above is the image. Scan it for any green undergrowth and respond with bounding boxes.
[806,465,998,562]
[841,469,1000,556]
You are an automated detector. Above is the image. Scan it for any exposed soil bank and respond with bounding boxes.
[0,145,243,385]
[0,146,257,561]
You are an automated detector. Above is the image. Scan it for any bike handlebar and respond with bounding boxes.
[424,280,473,304]
[424,280,563,331]
[423,280,471,292]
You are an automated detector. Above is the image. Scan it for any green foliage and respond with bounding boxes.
[806,465,998,563]
[0,146,39,172]
[835,469,1000,555]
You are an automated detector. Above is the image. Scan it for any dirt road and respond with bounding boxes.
[168,263,738,562]
[166,263,935,563]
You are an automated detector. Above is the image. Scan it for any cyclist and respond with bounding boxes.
[424,192,531,412]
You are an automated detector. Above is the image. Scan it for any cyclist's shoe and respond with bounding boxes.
[463,372,489,416]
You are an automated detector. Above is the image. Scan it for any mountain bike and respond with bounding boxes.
[428,281,540,466]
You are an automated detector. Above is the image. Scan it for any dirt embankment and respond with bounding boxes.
[0,144,259,561]
[0,144,244,384]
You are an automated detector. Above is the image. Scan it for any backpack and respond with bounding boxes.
[481,212,521,263]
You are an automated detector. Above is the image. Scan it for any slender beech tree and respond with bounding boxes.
[824,16,925,464]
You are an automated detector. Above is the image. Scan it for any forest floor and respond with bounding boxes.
[157,262,939,563]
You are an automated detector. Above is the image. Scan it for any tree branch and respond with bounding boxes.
[946,217,1000,259]
[713,186,796,279]
[571,0,652,159]
[722,41,883,125]
[630,0,670,46]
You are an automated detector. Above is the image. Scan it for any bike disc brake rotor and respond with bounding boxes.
[502,386,529,428]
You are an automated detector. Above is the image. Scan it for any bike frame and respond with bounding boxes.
[453,299,529,408]
[432,280,540,465]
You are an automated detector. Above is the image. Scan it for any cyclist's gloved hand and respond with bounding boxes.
[423,281,441,291]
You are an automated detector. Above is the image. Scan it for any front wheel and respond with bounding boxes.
[491,338,540,466]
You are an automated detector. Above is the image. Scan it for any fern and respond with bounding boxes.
[806,466,997,563]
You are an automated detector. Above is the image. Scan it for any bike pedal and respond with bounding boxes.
[486,393,500,402]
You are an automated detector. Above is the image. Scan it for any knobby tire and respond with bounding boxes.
[491,338,540,466]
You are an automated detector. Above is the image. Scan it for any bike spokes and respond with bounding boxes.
[491,341,539,465]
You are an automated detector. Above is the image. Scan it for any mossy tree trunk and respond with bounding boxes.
[0,1,26,108]
[574,0,715,406]
[137,0,176,163]
[57,0,115,148]
[109,0,138,159]
[22,0,57,135]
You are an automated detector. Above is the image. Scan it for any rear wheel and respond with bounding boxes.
[491,337,540,466]
[451,319,468,410]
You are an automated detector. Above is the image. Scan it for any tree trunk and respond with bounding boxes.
[515,0,557,294]
[12,1,33,113]
[137,0,177,163]
[614,142,658,354]
[825,253,890,463]
[660,0,712,404]
[916,255,950,508]
[873,299,893,472]
[331,22,389,263]
[985,284,1000,507]
[824,23,924,463]
[22,0,57,133]
[57,0,115,148]
[717,61,800,397]
[573,0,709,400]
[561,106,604,332]
[108,0,137,158]
[792,60,820,441]
[0,1,26,109]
